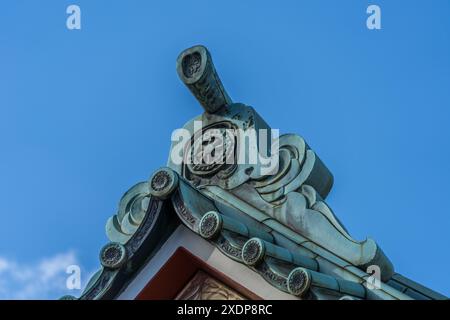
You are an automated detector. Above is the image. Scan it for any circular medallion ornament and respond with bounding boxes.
[186,122,236,178]
[241,238,266,266]
[100,242,127,269]
[149,167,179,199]
[287,267,312,297]
[199,211,223,240]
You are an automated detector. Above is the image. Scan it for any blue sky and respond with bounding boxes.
[0,1,449,299]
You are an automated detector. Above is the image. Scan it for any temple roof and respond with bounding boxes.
[63,172,446,300]
[62,45,447,301]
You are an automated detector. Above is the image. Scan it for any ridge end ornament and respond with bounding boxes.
[170,45,394,280]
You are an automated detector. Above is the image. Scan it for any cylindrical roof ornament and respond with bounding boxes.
[241,238,266,266]
[148,167,179,200]
[287,267,312,297]
[176,45,232,113]
[199,211,223,240]
[99,242,128,269]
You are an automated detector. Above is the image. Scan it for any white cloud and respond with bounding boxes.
[0,251,89,300]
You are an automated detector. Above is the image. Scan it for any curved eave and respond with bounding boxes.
[66,176,447,301]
